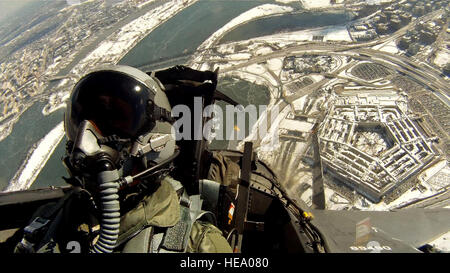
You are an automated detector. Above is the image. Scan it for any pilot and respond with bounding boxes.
[14,65,232,253]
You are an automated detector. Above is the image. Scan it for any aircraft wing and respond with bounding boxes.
[310,208,450,253]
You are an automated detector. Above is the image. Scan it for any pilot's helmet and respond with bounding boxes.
[64,65,176,177]
[65,65,173,141]
[62,66,177,253]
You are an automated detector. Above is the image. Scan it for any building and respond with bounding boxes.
[419,30,436,45]
[375,23,389,35]
[397,36,412,50]
[318,90,436,203]
[407,43,421,55]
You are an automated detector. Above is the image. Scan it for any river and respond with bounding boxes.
[2,1,355,190]
[29,0,270,190]
[0,101,65,190]
[118,0,269,68]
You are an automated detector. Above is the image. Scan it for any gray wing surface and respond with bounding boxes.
[310,208,450,253]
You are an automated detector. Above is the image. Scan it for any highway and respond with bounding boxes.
[217,8,448,101]
[212,8,450,210]
[219,41,449,111]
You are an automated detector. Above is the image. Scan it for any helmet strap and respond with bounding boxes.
[147,100,175,124]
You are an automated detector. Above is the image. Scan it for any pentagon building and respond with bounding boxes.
[318,90,437,203]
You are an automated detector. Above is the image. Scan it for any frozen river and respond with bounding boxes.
[1,0,355,190]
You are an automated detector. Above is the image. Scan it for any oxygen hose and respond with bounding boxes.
[89,149,180,252]
[91,169,121,253]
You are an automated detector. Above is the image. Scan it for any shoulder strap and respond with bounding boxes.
[153,191,216,253]
[198,179,221,214]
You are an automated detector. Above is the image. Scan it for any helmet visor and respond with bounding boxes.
[66,70,155,140]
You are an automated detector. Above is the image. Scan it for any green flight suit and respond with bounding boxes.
[16,177,232,253]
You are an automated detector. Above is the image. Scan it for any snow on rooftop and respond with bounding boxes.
[291,95,308,112]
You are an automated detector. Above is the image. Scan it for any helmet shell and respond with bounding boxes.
[65,65,172,141]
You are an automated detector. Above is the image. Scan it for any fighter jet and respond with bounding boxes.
[0,65,449,253]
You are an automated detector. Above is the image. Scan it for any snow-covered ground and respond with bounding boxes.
[199,4,293,50]
[310,74,325,82]
[325,187,351,210]
[266,58,283,75]
[428,231,450,252]
[11,1,199,191]
[419,160,447,185]
[322,180,441,212]
[300,0,348,9]
[137,0,158,9]
[276,0,298,4]
[244,63,280,87]
[434,49,449,68]
[261,25,352,43]
[228,53,252,61]
[192,4,293,66]
[331,162,449,211]
[72,0,198,76]
[279,119,315,132]
[301,0,394,10]
[5,122,65,192]
[301,0,333,9]
[255,47,274,56]
[42,79,71,115]
[301,188,313,206]
[255,101,290,157]
[372,40,400,54]
[44,0,199,121]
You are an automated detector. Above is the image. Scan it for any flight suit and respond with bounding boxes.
[15,176,232,253]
